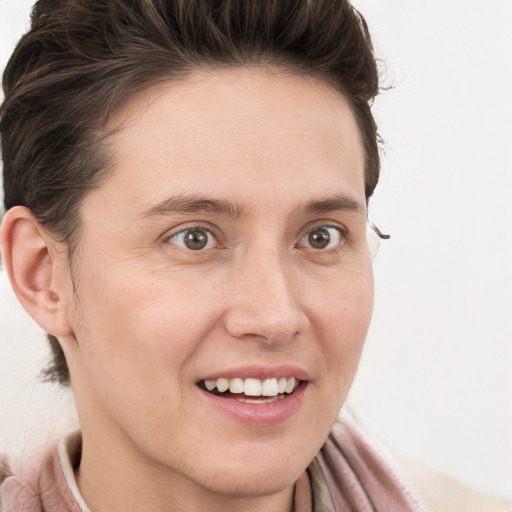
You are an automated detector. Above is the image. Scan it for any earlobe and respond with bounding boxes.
[0,206,73,337]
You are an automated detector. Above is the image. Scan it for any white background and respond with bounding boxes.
[1,0,511,499]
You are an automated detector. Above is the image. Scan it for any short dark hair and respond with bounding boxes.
[1,0,381,386]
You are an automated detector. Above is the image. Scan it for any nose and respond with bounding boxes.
[223,249,308,345]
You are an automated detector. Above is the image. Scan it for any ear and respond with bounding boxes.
[0,206,73,337]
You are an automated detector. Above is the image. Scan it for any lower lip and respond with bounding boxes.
[197,382,308,426]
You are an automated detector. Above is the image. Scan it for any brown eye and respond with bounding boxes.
[308,228,331,249]
[299,226,343,250]
[168,228,216,250]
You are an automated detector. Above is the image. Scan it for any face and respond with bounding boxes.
[60,68,373,500]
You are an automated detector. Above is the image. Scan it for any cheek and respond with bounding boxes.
[296,267,373,442]
[67,268,224,443]
[311,266,374,376]
[70,266,219,390]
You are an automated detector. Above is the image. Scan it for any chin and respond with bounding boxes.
[196,464,302,498]
[172,441,314,500]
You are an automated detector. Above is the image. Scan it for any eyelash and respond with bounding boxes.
[165,224,347,252]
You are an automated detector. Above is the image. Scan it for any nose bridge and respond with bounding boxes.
[224,245,304,343]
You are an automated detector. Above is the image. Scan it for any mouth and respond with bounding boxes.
[197,377,301,404]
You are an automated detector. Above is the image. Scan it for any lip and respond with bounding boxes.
[197,380,308,426]
[198,365,310,382]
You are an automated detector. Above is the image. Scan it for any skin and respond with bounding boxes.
[1,68,374,512]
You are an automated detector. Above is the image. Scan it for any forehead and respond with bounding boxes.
[86,68,366,219]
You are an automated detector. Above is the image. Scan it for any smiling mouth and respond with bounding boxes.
[197,377,300,403]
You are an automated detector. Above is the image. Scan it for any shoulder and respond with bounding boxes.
[388,451,512,512]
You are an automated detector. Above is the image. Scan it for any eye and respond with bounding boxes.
[167,228,218,251]
[298,226,344,250]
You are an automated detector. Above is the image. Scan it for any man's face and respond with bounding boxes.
[61,68,374,498]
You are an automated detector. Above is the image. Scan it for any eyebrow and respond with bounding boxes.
[301,195,367,216]
[139,193,366,220]
[139,194,250,220]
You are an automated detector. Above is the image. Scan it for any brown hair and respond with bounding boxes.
[1,0,381,386]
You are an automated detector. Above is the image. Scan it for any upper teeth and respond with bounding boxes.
[203,377,297,397]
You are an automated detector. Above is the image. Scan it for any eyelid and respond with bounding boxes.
[298,221,347,238]
[161,220,220,241]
